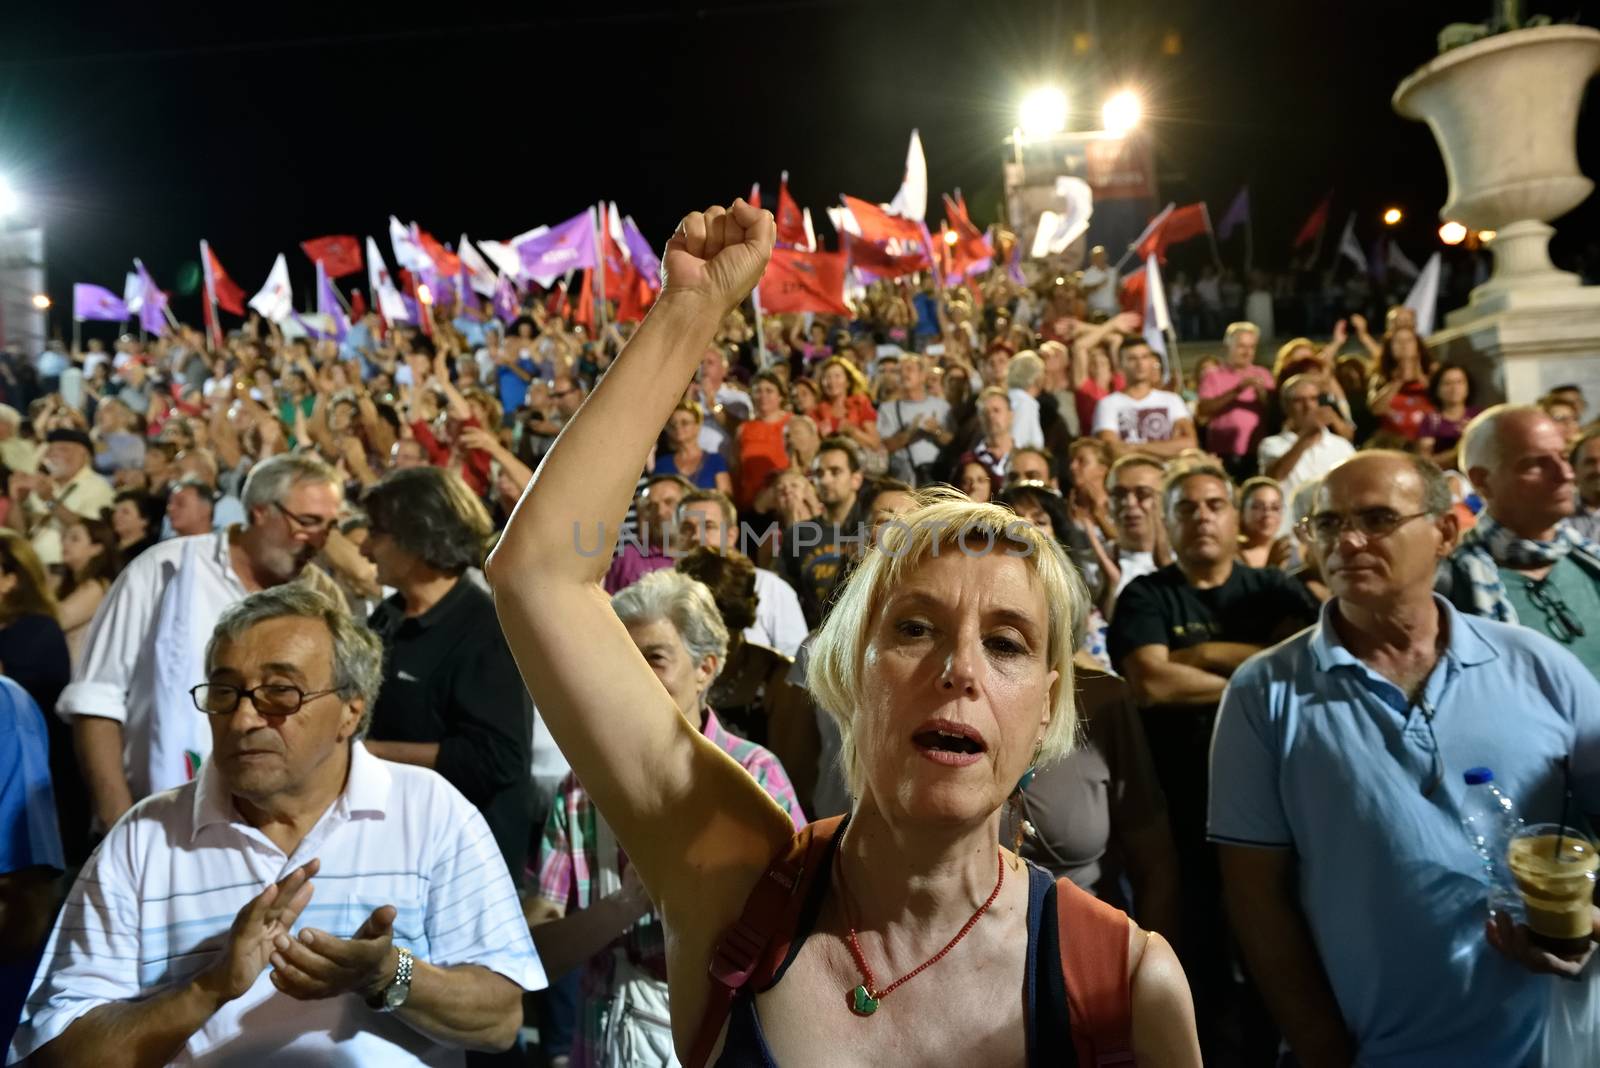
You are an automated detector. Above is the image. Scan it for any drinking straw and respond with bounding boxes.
[1555,755,1574,861]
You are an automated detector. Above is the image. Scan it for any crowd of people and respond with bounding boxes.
[1,199,1599,1068]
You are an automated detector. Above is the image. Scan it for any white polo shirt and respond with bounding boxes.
[749,567,807,659]
[1256,428,1356,535]
[10,743,545,1066]
[57,529,250,800]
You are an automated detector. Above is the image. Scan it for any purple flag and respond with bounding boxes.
[73,283,129,322]
[493,273,520,324]
[399,294,421,325]
[1007,231,1025,286]
[621,215,661,290]
[1216,187,1250,241]
[134,259,168,335]
[314,261,349,341]
[517,209,599,279]
[456,268,473,312]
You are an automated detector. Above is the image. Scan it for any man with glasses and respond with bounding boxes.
[59,453,344,834]
[1211,450,1600,1067]
[1256,374,1355,536]
[1105,454,1169,600]
[12,584,544,1065]
[1108,462,1319,1060]
[1443,404,1600,680]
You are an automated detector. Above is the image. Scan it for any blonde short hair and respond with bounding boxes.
[807,488,1089,800]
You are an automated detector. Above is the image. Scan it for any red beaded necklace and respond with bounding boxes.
[834,844,1005,1017]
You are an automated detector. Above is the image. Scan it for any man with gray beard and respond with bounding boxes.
[59,453,344,835]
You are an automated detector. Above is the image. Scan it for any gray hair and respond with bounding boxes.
[610,569,728,686]
[241,452,343,518]
[1290,478,1322,526]
[1162,462,1235,521]
[1224,322,1261,351]
[1460,403,1544,479]
[1280,373,1321,411]
[1006,351,1045,391]
[204,582,384,737]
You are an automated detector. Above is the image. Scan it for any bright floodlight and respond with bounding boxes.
[30,293,50,310]
[0,176,17,217]
[1020,88,1069,138]
[1439,221,1468,246]
[943,229,960,246]
[416,283,433,304]
[1478,229,1497,244]
[1102,90,1142,136]
[1382,207,1403,226]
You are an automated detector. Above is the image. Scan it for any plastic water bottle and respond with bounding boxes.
[1460,767,1524,916]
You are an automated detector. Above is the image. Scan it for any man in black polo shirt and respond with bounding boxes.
[361,467,532,883]
[778,436,867,628]
[1108,461,1318,1062]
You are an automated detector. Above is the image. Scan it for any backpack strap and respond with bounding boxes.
[1055,877,1135,1067]
[685,815,845,1068]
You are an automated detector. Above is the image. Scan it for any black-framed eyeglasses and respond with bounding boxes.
[1301,508,1433,544]
[273,501,335,533]
[190,683,341,717]
[1525,579,1587,642]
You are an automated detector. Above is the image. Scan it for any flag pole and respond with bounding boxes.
[593,202,608,343]
[72,316,81,357]
[1204,204,1222,271]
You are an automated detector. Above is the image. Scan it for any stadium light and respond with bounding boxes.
[1382,207,1403,226]
[1102,90,1142,136]
[1019,88,1069,139]
[1478,229,1497,243]
[0,175,17,217]
[943,229,959,246]
[1439,221,1468,246]
[31,293,50,310]
[416,283,433,304]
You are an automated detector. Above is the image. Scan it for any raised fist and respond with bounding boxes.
[660,199,775,318]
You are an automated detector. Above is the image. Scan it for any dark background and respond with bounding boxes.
[2,0,1596,330]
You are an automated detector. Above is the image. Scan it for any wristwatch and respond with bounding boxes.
[368,947,414,1013]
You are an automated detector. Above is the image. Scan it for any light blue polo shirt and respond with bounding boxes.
[1209,596,1600,1068]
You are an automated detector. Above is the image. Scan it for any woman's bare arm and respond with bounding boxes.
[484,202,792,1046]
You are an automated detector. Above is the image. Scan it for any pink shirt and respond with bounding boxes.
[1199,363,1275,460]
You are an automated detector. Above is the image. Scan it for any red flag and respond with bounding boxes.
[615,265,656,322]
[941,193,994,279]
[572,271,595,330]
[602,217,629,298]
[201,243,247,316]
[841,195,927,247]
[201,296,221,350]
[349,288,368,321]
[1136,202,1209,262]
[757,249,852,316]
[299,235,363,278]
[415,229,461,275]
[1294,195,1332,248]
[1119,267,1147,315]
[842,232,927,280]
[776,176,808,248]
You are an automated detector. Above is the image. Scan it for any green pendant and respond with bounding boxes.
[851,984,879,1016]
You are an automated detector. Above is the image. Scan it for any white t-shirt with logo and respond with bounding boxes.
[1091,389,1192,444]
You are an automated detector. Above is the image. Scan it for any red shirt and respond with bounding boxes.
[736,414,790,510]
[813,393,876,436]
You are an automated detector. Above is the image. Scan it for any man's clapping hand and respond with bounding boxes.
[193,860,319,1005]
[269,904,402,1003]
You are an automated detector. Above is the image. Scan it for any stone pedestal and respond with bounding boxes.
[1394,25,1600,403]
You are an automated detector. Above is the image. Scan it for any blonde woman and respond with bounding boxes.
[487,199,1198,1066]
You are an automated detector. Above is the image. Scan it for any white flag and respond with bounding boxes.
[1144,254,1171,370]
[123,271,144,314]
[248,254,294,322]
[366,237,408,325]
[1032,177,1095,257]
[801,207,818,252]
[1404,253,1441,337]
[388,215,430,271]
[827,205,861,238]
[1387,241,1420,279]
[457,235,500,297]
[885,129,928,222]
[1337,213,1368,273]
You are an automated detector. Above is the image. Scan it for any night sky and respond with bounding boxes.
[3,0,1596,332]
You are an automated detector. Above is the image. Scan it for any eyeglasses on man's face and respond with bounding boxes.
[273,501,336,534]
[1301,507,1433,545]
[190,682,340,717]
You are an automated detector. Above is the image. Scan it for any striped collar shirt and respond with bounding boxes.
[9,742,545,1066]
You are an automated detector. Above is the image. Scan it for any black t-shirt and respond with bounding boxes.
[367,576,532,883]
[1108,562,1319,671]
